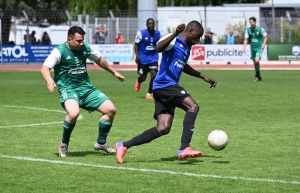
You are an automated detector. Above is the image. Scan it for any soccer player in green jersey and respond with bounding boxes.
[41,26,125,157]
[243,16,267,81]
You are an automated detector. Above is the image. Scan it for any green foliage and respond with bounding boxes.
[0,70,300,192]
[282,21,300,44]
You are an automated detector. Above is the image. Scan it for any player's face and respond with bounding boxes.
[250,19,256,28]
[147,20,155,31]
[188,28,203,45]
[68,32,84,50]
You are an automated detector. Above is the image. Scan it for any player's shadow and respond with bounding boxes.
[160,156,204,164]
[211,160,230,164]
[202,154,222,158]
[202,154,230,164]
[53,151,115,157]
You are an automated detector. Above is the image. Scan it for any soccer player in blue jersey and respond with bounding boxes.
[115,21,217,164]
[134,18,161,99]
[41,26,125,157]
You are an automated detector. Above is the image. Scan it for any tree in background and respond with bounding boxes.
[0,0,71,44]
[0,0,267,44]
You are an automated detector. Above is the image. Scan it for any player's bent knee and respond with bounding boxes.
[106,107,116,116]
[189,103,199,113]
[159,128,171,135]
[68,111,80,120]
[157,124,171,135]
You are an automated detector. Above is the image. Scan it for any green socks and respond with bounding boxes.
[255,63,260,78]
[62,119,76,144]
[62,118,113,144]
[97,119,113,144]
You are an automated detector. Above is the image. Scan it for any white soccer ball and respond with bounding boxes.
[207,130,228,151]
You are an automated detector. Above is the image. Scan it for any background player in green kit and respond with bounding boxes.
[41,26,125,157]
[243,16,267,81]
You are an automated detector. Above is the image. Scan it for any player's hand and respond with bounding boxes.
[243,47,246,53]
[261,44,266,50]
[176,24,186,35]
[203,77,217,89]
[135,56,140,64]
[114,72,125,82]
[47,81,56,92]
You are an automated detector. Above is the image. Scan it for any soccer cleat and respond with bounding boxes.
[145,94,154,100]
[94,142,116,154]
[58,141,68,157]
[135,80,141,92]
[177,147,202,159]
[254,77,262,82]
[115,142,127,164]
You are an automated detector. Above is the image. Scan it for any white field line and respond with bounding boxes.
[0,121,63,128]
[0,154,299,185]
[0,105,83,129]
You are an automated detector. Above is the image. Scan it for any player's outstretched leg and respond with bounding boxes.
[115,142,127,164]
[135,80,141,92]
[177,147,202,159]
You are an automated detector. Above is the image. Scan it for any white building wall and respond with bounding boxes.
[157,7,259,43]
[265,0,300,4]
[9,25,70,45]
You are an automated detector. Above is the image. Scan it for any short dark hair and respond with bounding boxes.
[146,18,155,25]
[68,26,85,38]
[187,20,204,32]
[249,17,256,22]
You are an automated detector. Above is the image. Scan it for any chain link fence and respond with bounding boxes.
[261,9,300,44]
[1,8,299,46]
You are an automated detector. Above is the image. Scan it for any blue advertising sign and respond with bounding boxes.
[2,45,56,63]
[1,44,134,63]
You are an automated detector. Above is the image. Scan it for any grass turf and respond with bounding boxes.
[0,69,299,193]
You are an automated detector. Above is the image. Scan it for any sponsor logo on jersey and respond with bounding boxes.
[174,59,185,69]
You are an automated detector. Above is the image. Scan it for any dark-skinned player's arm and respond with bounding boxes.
[183,64,217,89]
[94,56,125,82]
[156,24,186,53]
[134,42,140,64]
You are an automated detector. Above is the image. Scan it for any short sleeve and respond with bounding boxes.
[261,28,267,37]
[157,33,176,51]
[135,31,142,43]
[244,29,249,39]
[88,49,101,62]
[43,48,61,68]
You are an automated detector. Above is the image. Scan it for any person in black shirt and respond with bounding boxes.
[204,28,217,44]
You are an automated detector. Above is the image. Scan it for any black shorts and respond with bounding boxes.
[137,62,158,75]
[152,85,190,119]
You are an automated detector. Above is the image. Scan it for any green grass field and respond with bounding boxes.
[0,69,299,193]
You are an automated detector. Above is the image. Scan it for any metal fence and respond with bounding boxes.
[260,9,300,44]
[1,8,299,46]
